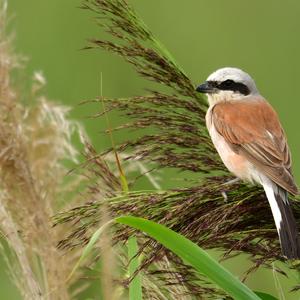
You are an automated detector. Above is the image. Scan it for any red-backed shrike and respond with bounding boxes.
[196,67,300,259]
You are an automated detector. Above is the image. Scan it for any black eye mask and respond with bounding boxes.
[216,79,250,96]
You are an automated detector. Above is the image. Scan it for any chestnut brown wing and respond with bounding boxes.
[212,98,298,195]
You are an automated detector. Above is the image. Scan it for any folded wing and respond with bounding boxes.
[212,97,298,195]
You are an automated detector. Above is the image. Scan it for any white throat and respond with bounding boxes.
[207,90,248,106]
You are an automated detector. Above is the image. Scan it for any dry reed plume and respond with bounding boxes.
[0,3,89,299]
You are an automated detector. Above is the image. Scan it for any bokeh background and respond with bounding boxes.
[2,0,300,299]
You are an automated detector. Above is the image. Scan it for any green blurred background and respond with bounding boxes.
[2,0,300,299]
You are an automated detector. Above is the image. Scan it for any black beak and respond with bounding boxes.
[196,81,215,94]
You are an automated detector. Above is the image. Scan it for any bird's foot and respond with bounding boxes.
[220,178,240,202]
[221,177,240,186]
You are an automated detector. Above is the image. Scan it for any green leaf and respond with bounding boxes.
[255,291,278,300]
[116,216,261,300]
[128,236,142,300]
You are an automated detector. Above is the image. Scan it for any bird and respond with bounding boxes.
[196,67,300,259]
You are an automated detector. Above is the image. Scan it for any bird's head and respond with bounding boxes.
[196,67,259,105]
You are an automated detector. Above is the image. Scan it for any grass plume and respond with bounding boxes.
[0,3,88,299]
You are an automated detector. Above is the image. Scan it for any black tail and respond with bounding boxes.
[263,183,300,259]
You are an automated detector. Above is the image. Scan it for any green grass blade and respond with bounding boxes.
[116,216,261,300]
[255,292,278,300]
[120,173,129,193]
[128,236,142,300]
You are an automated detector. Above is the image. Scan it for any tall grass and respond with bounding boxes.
[1,0,300,299]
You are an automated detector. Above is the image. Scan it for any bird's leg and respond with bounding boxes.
[221,191,228,202]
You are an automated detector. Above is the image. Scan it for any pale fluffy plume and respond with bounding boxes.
[0,3,85,299]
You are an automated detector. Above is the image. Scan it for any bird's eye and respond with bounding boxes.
[222,79,234,87]
[218,79,250,95]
